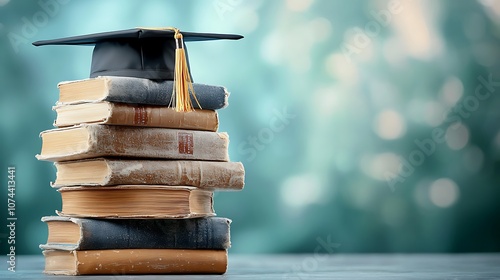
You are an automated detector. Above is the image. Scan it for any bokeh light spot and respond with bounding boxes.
[440,76,464,107]
[445,123,469,150]
[373,110,406,140]
[423,101,445,127]
[429,178,460,208]
[360,153,401,181]
[286,0,313,11]
[281,174,325,208]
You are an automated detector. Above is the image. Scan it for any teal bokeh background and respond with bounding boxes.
[1,0,499,254]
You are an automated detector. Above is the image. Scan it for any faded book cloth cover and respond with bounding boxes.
[40,216,231,250]
[53,102,219,131]
[57,76,230,109]
[52,158,245,189]
[36,124,229,162]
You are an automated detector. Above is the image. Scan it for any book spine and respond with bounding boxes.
[77,249,227,275]
[42,217,231,250]
[106,77,229,110]
[103,160,244,189]
[43,249,228,275]
[106,104,219,131]
[39,125,229,162]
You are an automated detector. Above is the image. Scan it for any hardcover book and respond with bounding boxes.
[53,102,219,131]
[56,76,229,110]
[41,216,231,250]
[52,158,245,190]
[36,124,229,162]
[43,249,228,275]
[56,185,214,218]
[34,27,244,276]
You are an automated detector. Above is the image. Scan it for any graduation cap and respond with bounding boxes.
[33,27,243,112]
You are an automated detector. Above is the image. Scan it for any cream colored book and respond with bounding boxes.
[36,124,229,162]
[52,158,244,190]
[56,185,214,218]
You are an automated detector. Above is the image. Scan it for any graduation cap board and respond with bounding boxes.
[33,27,243,112]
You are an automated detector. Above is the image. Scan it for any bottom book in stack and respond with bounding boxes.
[40,216,231,275]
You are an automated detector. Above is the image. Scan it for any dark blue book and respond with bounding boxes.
[57,76,229,110]
[40,216,231,250]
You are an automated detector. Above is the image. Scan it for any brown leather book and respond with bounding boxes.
[53,102,219,131]
[43,249,228,275]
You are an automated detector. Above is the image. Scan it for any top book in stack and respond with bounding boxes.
[55,77,229,109]
[33,28,243,112]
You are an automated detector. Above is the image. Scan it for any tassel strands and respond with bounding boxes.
[137,27,202,112]
[172,30,201,112]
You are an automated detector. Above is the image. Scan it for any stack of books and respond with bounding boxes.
[36,76,245,275]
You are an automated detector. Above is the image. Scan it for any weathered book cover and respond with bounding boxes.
[36,124,229,162]
[57,76,229,110]
[43,249,228,275]
[53,102,219,131]
[40,216,231,250]
[52,158,244,190]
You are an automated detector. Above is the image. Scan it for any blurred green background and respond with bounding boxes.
[1,0,499,255]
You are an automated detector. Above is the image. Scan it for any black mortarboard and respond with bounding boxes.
[33,27,243,111]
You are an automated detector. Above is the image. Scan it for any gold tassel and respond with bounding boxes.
[137,27,201,112]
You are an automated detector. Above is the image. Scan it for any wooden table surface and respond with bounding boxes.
[1,254,499,279]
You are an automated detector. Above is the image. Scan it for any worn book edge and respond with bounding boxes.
[56,76,230,108]
[36,124,230,162]
[50,158,245,190]
[56,185,215,219]
[39,215,232,250]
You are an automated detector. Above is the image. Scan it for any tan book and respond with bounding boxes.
[36,124,229,162]
[52,158,244,190]
[43,249,227,275]
[57,185,214,218]
[53,102,219,131]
